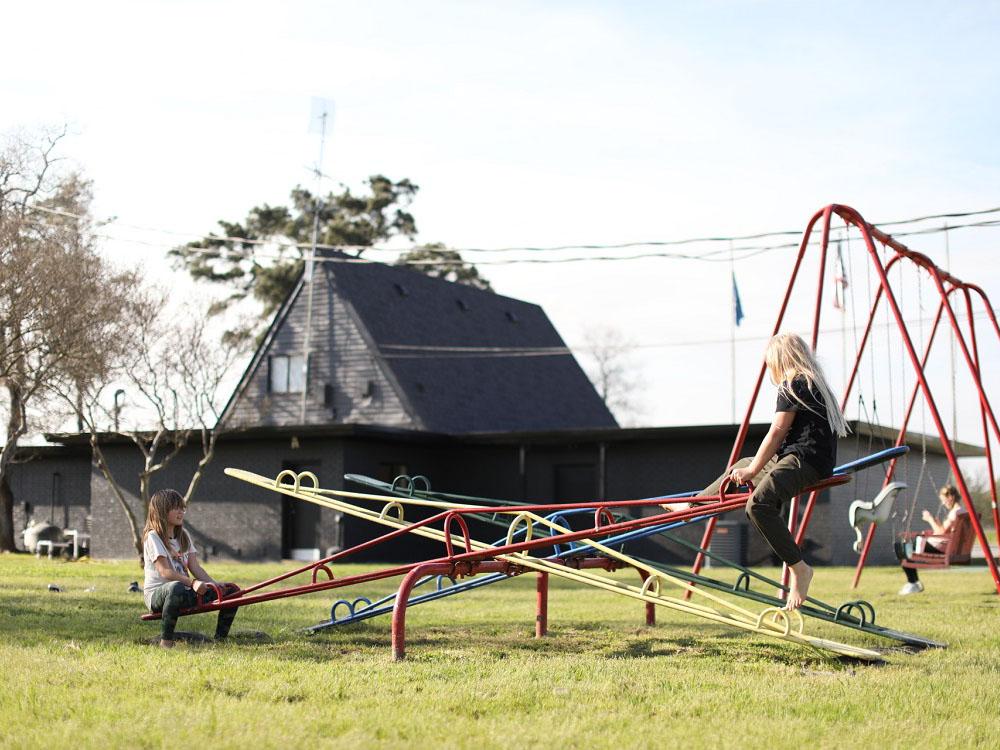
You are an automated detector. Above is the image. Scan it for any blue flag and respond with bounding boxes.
[732,272,744,326]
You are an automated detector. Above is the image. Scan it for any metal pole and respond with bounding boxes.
[299,108,328,424]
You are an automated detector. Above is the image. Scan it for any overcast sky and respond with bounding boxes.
[4,1,999,461]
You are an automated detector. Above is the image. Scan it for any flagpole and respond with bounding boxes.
[730,240,736,425]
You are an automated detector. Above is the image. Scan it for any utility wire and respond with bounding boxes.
[26,202,1000,263]
[377,310,994,358]
[85,215,1000,269]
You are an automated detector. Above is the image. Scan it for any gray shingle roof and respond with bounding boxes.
[327,257,618,433]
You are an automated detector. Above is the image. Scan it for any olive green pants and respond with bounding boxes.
[701,454,820,566]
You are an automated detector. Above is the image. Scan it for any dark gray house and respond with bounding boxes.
[8,257,980,569]
[222,253,617,434]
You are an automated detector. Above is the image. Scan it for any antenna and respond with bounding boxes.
[301,97,334,424]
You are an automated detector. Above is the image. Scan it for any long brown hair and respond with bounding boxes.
[764,333,849,437]
[141,489,191,561]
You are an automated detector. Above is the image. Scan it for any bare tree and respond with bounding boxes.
[581,325,646,427]
[0,129,140,551]
[70,303,252,555]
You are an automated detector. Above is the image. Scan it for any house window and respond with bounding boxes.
[269,354,307,393]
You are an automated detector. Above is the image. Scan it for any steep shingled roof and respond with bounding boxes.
[220,254,618,434]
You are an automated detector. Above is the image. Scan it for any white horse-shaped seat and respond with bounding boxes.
[848,481,907,553]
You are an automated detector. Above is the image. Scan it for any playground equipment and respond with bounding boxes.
[139,203,982,658]
[691,204,1000,594]
[222,465,881,661]
[309,462,941,650]
[142,444,942,662]
[848,482,907,553]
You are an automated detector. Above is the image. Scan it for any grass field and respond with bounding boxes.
[1,554,998,749]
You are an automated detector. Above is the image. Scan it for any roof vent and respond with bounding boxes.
[361,380,376,399]
[505,310,519,323]
[415,382,426,394]
[393,282,409,298]
[456,299,470,312]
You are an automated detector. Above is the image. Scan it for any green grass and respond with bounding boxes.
[2,555,999,749]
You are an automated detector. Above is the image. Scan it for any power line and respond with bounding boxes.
[27,202,1000,264]
[376,310,994,359]
[86,215,1000,270]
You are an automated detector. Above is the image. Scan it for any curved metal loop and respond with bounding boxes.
[733,571,752,592]
[197,581,225,608]
[330,597,372,623]
[755,607,790,636]
[297,471,320,492]
[594,506,615,530]
[754,607,804,637]
[505,513,534,546]
[275,469,298,490]
[379,501,405,522]
[390,475,413,495]
[330,599,353,622]
[411,475,432,492]
[834,600,876,627]
[546,513,573,555]
[639,574,662,597]
[312,564,334,584]
[443,512,473,558]
[435,575,457,591]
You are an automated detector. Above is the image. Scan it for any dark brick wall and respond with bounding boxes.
[7,450,91,551]
[88,437,346,562]
[11,430,974,570]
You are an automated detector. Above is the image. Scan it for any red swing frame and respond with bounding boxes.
[690,204,1000,596]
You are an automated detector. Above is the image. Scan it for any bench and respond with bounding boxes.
[35,539,72,559]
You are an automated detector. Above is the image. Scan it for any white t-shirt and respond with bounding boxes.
[142,530,196,609]
[923,505,968,551]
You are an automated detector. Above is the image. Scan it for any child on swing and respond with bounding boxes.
[142,489,239,648]
[699,333,849,609]
[894,484,967,595]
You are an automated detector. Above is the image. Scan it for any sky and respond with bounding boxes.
[3,1,1000,470]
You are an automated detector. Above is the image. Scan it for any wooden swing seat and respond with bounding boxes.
[900,512,977,569]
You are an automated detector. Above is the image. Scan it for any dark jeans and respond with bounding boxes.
[894,540,942,583]
[149,581,239,642]
[701,454,821,566]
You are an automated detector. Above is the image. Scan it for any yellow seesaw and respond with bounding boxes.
[226,467,884,662]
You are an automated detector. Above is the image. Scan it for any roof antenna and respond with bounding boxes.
[301,97,334,424]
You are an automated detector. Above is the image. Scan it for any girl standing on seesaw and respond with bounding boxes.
[142,489,239,648]
[701,333,848,609]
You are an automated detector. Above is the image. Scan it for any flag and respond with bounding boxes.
[833,241,849,310]
[732,272,744,326]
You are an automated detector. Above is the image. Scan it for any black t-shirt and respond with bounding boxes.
[775,376,836,477]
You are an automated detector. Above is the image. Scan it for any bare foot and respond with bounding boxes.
[159,639,175,649]
[785,562,813,610]
[660,502,691,513]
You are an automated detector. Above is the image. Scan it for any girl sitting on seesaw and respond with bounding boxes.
[142,489,239,648]
[696,333,848,609]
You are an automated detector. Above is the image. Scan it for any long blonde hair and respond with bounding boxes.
[141,489,191,560]
[765,333,849,437]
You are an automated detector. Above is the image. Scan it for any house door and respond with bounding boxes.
[554,463,596,502]
[281,461,321,560]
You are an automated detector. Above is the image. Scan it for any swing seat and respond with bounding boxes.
[900,513,977,569]
[848,481,907,554]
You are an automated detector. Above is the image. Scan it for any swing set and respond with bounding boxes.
[692,204,1000,595]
